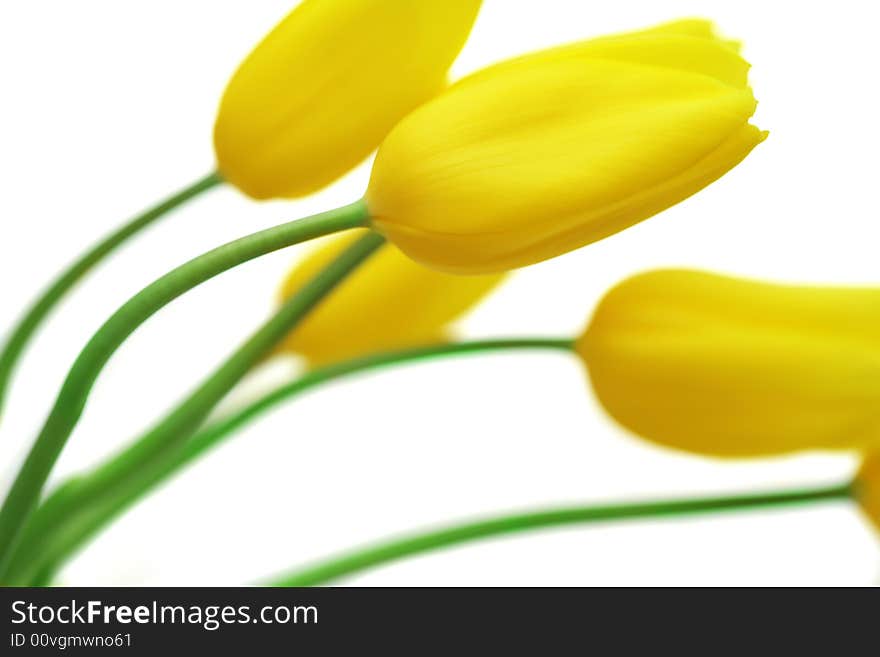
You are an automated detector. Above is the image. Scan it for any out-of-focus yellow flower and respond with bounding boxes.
[856,453,880,534]
[366,19,765,274]
[277,229,505,366]
[576,270,880,457]
[215,0,482,200]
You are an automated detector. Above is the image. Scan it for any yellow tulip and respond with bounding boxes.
[276,229,505,366]
[577,270,880,457]
[214,0,482,200]
[365,19,765,274]
[856,453,880,534]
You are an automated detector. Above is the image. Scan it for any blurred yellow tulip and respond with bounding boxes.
[366,19,764,274]
[577,270,880,457]
[277,229,505,366]
[215,0,482,200]
[856,453,880,534]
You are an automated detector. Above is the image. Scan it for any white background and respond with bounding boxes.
[1,1,878,586]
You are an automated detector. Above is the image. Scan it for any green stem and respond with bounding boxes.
[0,201,370,577]
[9,338,574,585]
[0,171,223,423]
[272,482,854,586]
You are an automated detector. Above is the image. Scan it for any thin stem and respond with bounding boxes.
[0,171,223,422]
[271,482,854,586]
[8,338,574,585]
[0,201,370,577]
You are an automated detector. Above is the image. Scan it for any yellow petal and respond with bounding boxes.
[215,0,482,200]
[367,20,762,274]
[644,18,719,38]
[577,270,880,457]
[462,19,749,88]
[641,18,742,52]
[277,229,505,366]
[856,453,880,534]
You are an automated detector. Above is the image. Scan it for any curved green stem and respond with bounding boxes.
[0,201,370,577]
[9,338,574,585]
[271,482,854,586]
[0,171,222,423]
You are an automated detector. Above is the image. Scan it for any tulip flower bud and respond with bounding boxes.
[856,453,880,534]
[366,20,765,274]
[215,0,482,200]
[577,270,880,457]
[277,229,505,366]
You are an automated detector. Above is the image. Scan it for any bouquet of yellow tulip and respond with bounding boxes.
[0,1,874,587]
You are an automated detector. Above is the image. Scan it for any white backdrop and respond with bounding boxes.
[1,1,878,586]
